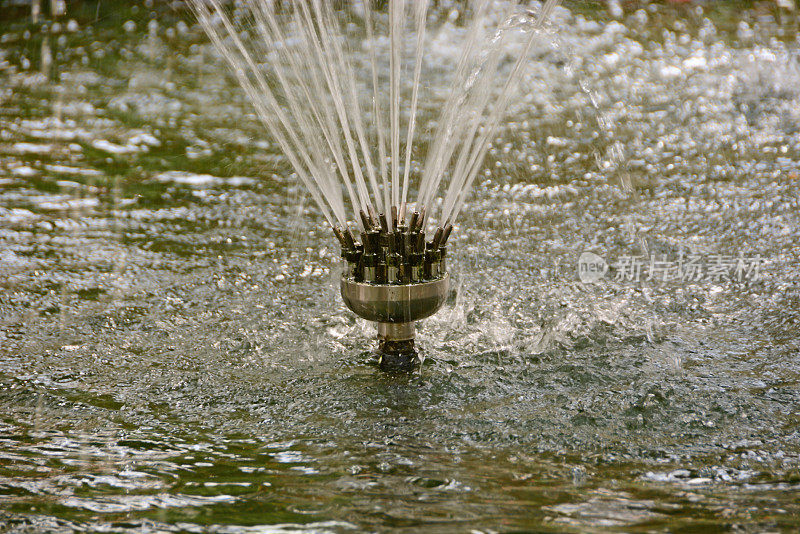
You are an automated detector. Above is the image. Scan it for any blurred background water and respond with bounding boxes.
[1,0,800,531]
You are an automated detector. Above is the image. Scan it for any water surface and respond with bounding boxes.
[1,1,799,531]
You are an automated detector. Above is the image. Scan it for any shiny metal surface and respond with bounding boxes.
[340,274,450,325]
[377,322,415,341]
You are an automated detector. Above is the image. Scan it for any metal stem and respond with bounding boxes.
[377,321,415,342]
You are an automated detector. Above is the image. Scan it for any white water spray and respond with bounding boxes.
[188,0,561,237]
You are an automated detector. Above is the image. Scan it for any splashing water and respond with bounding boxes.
[4,1,800,530]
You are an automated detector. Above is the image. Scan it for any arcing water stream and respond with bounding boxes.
[188,0,564,367]
[1,0,800,531]
[189,0,561,234]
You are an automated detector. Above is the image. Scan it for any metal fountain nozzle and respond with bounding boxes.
[335,211,452,372]
[341,274,449,371]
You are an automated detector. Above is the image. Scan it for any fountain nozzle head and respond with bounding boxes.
[337,218,451,372]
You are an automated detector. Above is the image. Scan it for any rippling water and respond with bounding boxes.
[1,1,800,531]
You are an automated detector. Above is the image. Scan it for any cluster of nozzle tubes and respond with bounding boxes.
[333,207,452,285]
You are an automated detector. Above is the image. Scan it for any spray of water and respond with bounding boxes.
[188,0,560,242]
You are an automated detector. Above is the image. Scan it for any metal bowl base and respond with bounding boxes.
[340,274,449,372]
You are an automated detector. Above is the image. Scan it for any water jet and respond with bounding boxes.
[188,0,561,368]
